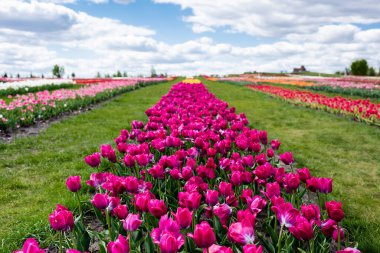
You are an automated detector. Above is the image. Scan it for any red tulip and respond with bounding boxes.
[107,235,129,253]
[325,201,344,222]
[49,204,74,231]
[66,175,81,192]
[123,213,142,231]
[193,221,216,248]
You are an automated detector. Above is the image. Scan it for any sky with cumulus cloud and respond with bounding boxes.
[1,0,380,77]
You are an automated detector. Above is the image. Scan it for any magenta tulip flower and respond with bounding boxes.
[243,244,263,253]
[49,204,74,231]
[91,193,109,210]
[148,199,168,218]
[84,152,101,167]
[66,175,81,192]
[325,201,344,222]
[107,235,129,253]
[228,219,255,245]
[123,213,142,231]
[193,221,216,249]
[173,207,193,229]
[13,238,46,253]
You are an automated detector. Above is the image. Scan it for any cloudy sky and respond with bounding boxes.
[1,0,380,77]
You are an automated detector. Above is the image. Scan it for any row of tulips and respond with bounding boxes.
[248,85,380,126]
[15,82,360,252]
[0,78,76,91]
[0,79,170,131]
[218,75,380,99]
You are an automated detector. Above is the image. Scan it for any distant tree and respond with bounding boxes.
[105,73,111,78]
[123,71,128,77]
[116,70,122,77]
[96,72,101,78]
[71,72,76,78]
[16,73,20,78]
[151,66,157,78]
[350,59,368,76]
[52,64,65,78]
[368,67,376,76]
[41,74,45,78]
[30,73,33,78]
[3,72,7,78]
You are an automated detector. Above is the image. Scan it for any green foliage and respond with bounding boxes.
[52,64,65,78]
[350,59,368,76]
[368,67,376,76]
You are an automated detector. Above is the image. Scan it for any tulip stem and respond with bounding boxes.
[106,209,114,240]
[277,224,284,252]
[59,231,63,253]
[337,223,341,251]
[75,192,83,223]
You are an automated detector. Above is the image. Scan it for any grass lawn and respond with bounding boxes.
[0,80,176,252]
[204,79,380,253]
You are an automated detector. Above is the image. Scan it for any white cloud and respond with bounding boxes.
[154,0,380,37]
[0,0,380,77]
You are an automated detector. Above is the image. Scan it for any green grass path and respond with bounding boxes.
[0,81,176,252]
[204,79,380,252]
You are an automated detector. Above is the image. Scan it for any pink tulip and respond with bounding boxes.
[325,201,344,222]
[336,248,361,253]
[193,221,216,249]
[84,152,101,167]
[218,182,233,197]
[13,238,46,253]
[113,204,128,220]
[205,244,233,253]
[134,192,151,212]
[249,196,267,214]
[243,244,263,253]
[228,219,255,245]
[92,193,109,210]
[270,139,281,150]
[333,227,345,242]
[289,216,314,241]
[107,235,129,253]
[262,182,280,199]
[173,207,193,229]
[148,199,168,218]
[284,172,300,193]
[100,144,117,163]
[123,213,142,231]
[213,203,232,226]
[205,190,219,206]
[301,204,320,223]
[279,152,294,165]
[151,215,184,250]
[271,202,299,228]
[66,175,81,192]
[49,204,74,231]
[297,168,311,182]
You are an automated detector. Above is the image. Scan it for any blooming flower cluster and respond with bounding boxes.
[0,78,75,90]
[0,79,169,130]
[16,82,360,253]
[248,85,380,126]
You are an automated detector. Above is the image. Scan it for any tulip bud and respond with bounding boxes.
[123,213,142,232]
[92,193,109,210]
[66,175,81,192]
[193,221,216,248]
[107,235,129,253]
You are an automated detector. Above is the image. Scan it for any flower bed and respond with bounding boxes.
[15,82,359,252]
[248,85,380,126]
[0,79,168,131]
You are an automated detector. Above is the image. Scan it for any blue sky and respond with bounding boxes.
[1,0,380,76]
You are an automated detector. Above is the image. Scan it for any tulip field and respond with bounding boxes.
[0,78,379,253]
